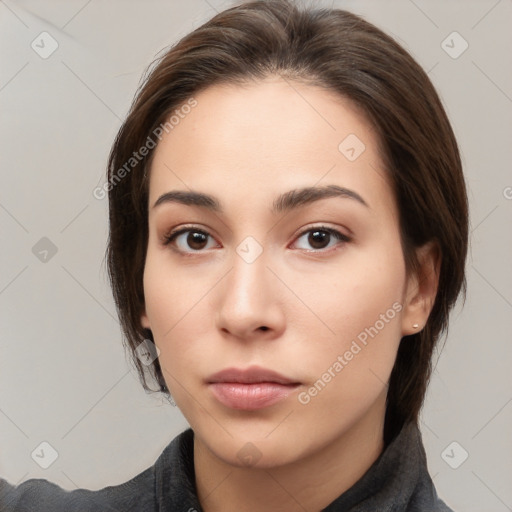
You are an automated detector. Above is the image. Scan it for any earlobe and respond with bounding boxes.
[141,310,151,329]
[401,240,441,336]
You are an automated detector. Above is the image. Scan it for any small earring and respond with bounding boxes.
[412,323,419,329]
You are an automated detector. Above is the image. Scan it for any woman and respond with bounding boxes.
[1,0,468,510]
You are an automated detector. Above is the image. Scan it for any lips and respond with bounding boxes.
[207,365,299,385]
[206,365,301,410]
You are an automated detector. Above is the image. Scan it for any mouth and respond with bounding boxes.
[206,365,301,410]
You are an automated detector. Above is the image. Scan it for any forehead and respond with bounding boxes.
[148,77,395,217]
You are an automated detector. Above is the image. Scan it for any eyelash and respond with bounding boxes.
[162,224,351,255]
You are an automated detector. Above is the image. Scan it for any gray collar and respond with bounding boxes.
[156,422,453,511]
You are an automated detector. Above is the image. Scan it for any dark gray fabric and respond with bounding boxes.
[0,422,454,511]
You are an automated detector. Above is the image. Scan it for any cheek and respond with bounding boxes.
[142,252,216,373]
[295,242,404,333]
[290,243,406,386]
[143,241,210,325]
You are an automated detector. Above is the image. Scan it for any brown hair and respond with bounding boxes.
[105,0,468,445]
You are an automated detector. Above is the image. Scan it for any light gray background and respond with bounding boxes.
[1,1,511,511]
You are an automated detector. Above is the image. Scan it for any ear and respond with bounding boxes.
[401,240,441,336]
[141,308,151,329]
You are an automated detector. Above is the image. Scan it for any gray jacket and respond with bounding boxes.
[1,421,454,511]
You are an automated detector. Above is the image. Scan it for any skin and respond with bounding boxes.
[141,76,439,512]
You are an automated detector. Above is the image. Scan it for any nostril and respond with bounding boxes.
[259,326,269,331]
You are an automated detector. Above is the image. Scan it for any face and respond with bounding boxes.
[141,77,419,468]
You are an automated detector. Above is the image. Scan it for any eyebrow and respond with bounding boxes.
[152,184,369,214]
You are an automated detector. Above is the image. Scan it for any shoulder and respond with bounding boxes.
[403,425,456,512]
[0,463,156,511]
[0,429,194,512]
[407,491,456,512]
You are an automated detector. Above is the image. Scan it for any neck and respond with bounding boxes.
[194,392,387,512]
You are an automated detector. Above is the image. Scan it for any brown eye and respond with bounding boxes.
[164,228,218,253]
[186,231,208,250]
[308,230,331,249]
[293,226,350,252]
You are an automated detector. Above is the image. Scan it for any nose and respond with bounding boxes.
[215,250,286,341]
